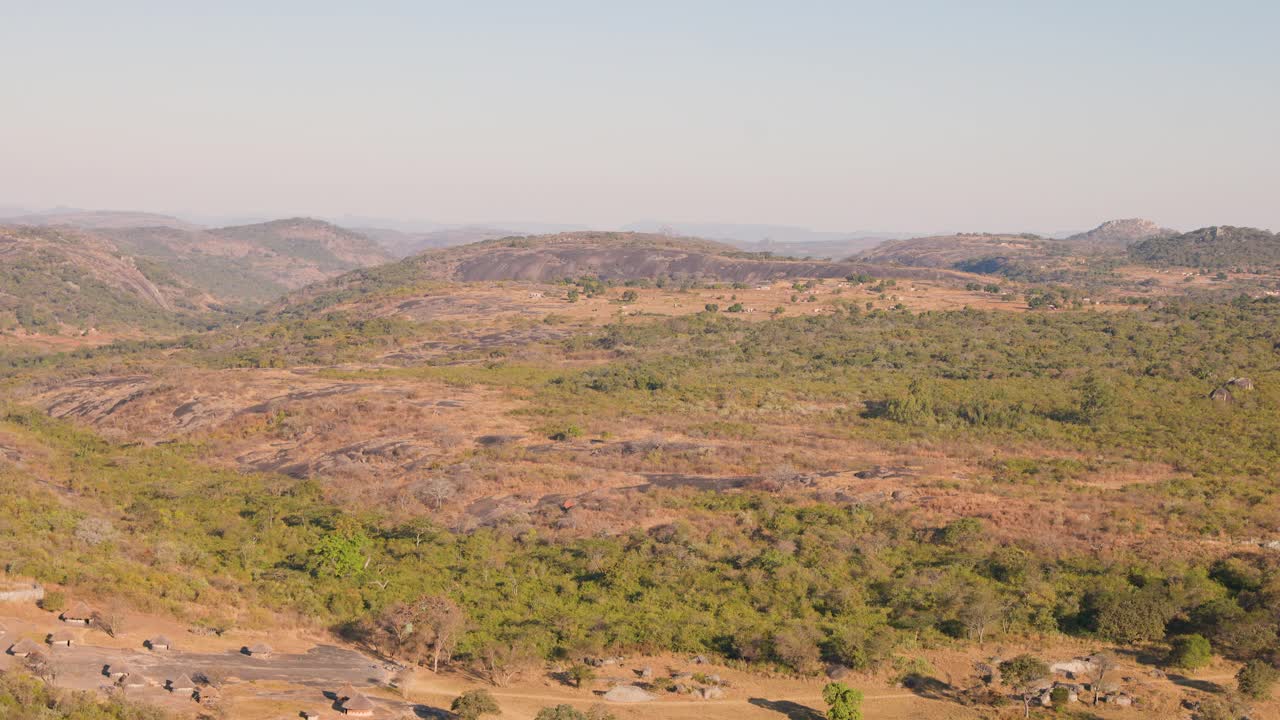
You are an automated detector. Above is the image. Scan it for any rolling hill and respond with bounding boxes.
[97,217,394,306]
[0,208,202,230]
[1128,225,1280,269]
[1066,218,1174,247]
[355,225,514,257]
[0,225,203,333]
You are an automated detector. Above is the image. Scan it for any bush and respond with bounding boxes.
[1236,658,1278,699]
[822,682,864,720]
[39,590,66,613]
[452,689,500,720]
[1167,634,1213,669]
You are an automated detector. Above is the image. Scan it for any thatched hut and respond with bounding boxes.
[336,683,358,701]
[8,638,43,657]
[146,636,173,650]
[1228,377,1255,390]
[47,630,76,647]
[167,674,196,693]
[340,693,375,716]
[106,662,133,680]
[1210,387,1234,403]
[121,672,151,688]
[60,601,94,625]
[243,643,273,657]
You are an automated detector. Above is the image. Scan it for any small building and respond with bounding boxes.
[8,638,44,657]
[336,683,358,701]
[47,630,76,647]
[60,601,95,625]
[167,674,196,693]
[106,663,133,681]
[121,672,151,688]
[146,636,173,651]
[340,694,375,717]
[302,712,322,720]
[243,643,273,657]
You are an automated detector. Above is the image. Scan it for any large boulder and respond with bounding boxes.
[603,685,657,703]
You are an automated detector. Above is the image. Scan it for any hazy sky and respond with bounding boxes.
[2,1,1278,232]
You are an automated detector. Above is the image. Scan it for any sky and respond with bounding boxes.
[2,1,1278,233]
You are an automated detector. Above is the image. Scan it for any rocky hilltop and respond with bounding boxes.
[1067,218,1174,247]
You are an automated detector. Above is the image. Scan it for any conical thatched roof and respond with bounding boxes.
[10,638,44,655]
[341,694,375,711]
[246,643,273,654]
[63,601,94,617]
[168,674,195,690]
[337,683,358,700]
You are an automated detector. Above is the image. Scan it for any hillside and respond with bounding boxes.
[1129,225,1280,269]
[275,231,972,314]
[0,208,201,230]
[356,225,513,257]
[0,225,199,334]
[98,218,394,306]
[856,232,1056,268]
[1066,218,1175,247]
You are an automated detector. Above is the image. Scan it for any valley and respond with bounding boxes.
[1,217,1279,720]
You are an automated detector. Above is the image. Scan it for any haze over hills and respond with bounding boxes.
[354,225,515,257]
[0,207,203,231]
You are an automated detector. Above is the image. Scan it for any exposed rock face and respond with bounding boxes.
[602,685,657,703]
[1067,218,1174,247]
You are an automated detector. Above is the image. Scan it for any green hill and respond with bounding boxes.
[1129,226,1280,269]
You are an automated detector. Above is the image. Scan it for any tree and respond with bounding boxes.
[373,595,466,673]
[22,652,57,685]
[477,635,540,686]
[535,705,587,720]
[999,654,1049,718]
[419,595,465,673]
[1092,588,1172,643]
[1077,372,1115,425]
[567,663,595,688]
[415,477,456,510]
[1087,652,1117,705]
[822,681,864,720]
[620,290,638,303]
[1236,658,1278,699]
[307,525,371,578]
[1167,634,1212,669]
[451,689,500,720]
[93,600,129,638]
[958,588,1002,644]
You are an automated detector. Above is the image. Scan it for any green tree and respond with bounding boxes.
[822,681,864,720]
[567,663,595,688]
[451,689,501,720]
[307,526,371,578]
[1077,372,1115,425]
[1236,659,1278,699]
[536,705,587,720]
[1167,634,1213,669]
[1000,654,1049,718]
